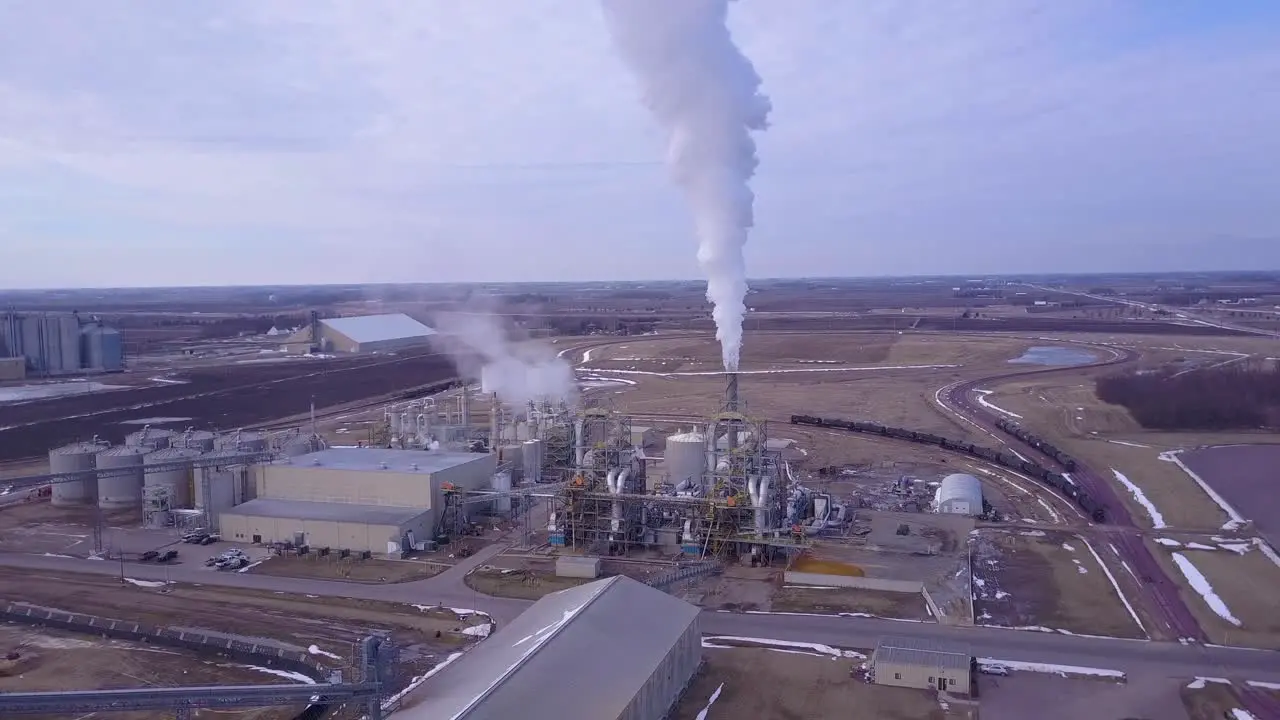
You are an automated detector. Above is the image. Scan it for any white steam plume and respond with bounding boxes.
[601,0,770,371]
[431,309,578,410]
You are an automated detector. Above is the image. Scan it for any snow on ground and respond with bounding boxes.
[308,644,342,660]
[1062,542,1076,552]
[1230,710,1258,720]
[1159,450,1247,530]
[1035,497,1063,524]
[462,624,491,638]
[1019,530,1046,537]
[382,651,465,709]
[1111,468,1167,528]
[695,683,725,720]
[1081,538,1147,637]
[701,635,867,659]
[237,559,267,573]
[1156,538,1182,547]
[1171,552,1242,627]
[119,416,193,425]
[579,363,961,377]
[1186,542,1217,551]
[977,658,1126,680]
[1107,439,1152,448]
[1247,681,1280,690]
[225,664,315,684]
[1187,677,1232,689]
[123,578,169,588]
[0,381,129,403]
[1072,559,1088,574]
[725,609,926,623]
[580,349,593,364]
[974,389,1023,419]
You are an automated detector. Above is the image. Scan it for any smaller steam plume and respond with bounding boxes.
[431,306,578,410]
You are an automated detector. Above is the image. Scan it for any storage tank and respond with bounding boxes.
[173,429,217,452]
[125,427,175,451]
[491,471,513,513]
[218,430,268,453]
[49,441,107,506]
[522,439,543,483]
[195,450,244,522]
[144,448,200,508]
[95,446,148,509]
[665,432,706,492]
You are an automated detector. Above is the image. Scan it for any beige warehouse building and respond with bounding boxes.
[283,313,437,354]
[872,636,972,695]
[220,447,495,553]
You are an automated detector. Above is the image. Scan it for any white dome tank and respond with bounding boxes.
[666,432,706,490]
[95,446,149,509]
[144,448,201,508]
[935,473,983,516]
[49,441,107,506]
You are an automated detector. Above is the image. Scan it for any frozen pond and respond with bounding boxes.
[0,381,128,404]
[1009,346,1099,367]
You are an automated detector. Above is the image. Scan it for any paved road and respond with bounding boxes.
[3,551,1277,684]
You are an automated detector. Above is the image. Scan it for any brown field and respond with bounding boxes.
[771,585,932,620]
[673,646,966,720]
[246,554,449,583]
[971,529,1145,638]
[0,625,307,720]
[1180,680,1251,720]
[1152,544,1280,649]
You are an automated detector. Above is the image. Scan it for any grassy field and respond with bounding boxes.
[1152,543,1280,649]
[246,554,448,583]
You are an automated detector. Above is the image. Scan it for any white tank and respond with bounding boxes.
[665,432,706,489]
[522,439,543,483]
[173,430,216,452]
[492,471,513,513]
[95,446,148,509]
[125,427,175,451]
[144,448,200,508]
[49,442,106,507]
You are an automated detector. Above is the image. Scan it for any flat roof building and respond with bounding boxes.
[872,636,972,695]
[219,448,495,553]
[285,313,437,354]
[401,575,702,720]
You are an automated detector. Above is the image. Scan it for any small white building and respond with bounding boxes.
[933,473,983,516]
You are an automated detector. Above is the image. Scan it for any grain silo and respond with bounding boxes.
[125,427,175,451]
[195,450,247,526]
[172,429,217,452]
[218,430,268,454]
[95,446,148,509]
[144,448,201,508]
[522,439,543,483]
[665,432,706,492]
[49,441,107,506]
[492,470,513,513]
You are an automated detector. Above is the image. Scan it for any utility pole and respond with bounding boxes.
[118,533,125,584]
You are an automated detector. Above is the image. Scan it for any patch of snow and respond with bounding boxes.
[381,651,464,709]
[237,559,266,573]
[580,349,594,364]
[1020,530,1047,537]
[1081,538,1147,637]
[701,635,866,659]
[225,664,316,684]
[1230,710,1258,720]
[1186,542,1216,551]
[1035,497,1063,524]
[1159,450,1247,530]
[41,553,75,559]
[1107,439,1151,448]
[1187,677,1232,689]
[1246,681,1280,690]
[1256,539,1280,570]
[124,578,169,588]
[1171,552,1242,627]
[976,658,1126,680]
[1111,468,1166,528]
[1156,538,1182,547]
[974,389,1023,419]
[308,644,341,660]
[695,683,724,720]
[783,585,840,590]
[462,624,492,638]
[994,590,1011,600]
[1218,543,1253,555]
[1062,543,1076,552]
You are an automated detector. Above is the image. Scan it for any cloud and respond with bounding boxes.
[0,0,1277,287]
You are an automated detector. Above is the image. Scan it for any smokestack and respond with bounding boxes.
[461,384,471,438]
[726,373,739,412]
[601,0,771,372]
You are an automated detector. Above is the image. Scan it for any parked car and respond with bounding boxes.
[199,534,219,545]
[979,663,1010,677]
[139,550,160,562]
[158,550,179,563]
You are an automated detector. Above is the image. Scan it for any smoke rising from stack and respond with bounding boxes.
[601,0,770,371]
[432,307,578,410]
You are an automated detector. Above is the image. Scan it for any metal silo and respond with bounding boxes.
[195,450,245,526]
[665,432,707,493]
[144,448,200,508]
[173,429,216,452]
[125,427,175,451]
[522,439,543,483]
[218,430,268,454]
[95,446,148,509]
[49,441,107,506]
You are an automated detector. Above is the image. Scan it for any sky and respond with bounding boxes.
[1,0,1278,289]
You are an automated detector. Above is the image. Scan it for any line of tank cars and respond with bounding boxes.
[790,414,1107,522]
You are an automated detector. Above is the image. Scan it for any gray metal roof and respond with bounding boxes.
[282,447,490,474]
[875,636,971,670]
[401,575,701,720]
[222,498,428,526]
[321,313,436,345]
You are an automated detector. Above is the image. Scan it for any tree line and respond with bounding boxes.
[1096,362,1280,430]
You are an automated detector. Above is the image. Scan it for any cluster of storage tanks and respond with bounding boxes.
[46,428,274,514]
